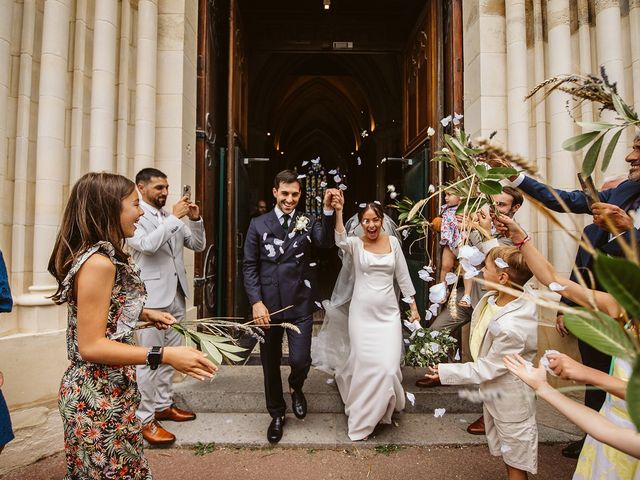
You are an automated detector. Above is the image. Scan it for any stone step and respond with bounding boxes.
[173,365,483,415]
[161,411,582,449]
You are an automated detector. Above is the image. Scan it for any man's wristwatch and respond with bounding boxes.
[146,346,164,370]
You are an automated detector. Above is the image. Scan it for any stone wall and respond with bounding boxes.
[0,0,198,473]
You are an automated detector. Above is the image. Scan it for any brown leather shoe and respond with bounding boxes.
[415,377,442,388]
[155,404,197,422]
[141,420,176,445]
[466,415,485,435]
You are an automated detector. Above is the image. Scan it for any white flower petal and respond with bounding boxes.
[273,239,284,246]
[402,229,409,239]
[265,245,276,257]
[541,349,561,376]
[427,126,435,137]
[428,184,435,193]
[389,192,398,199]
[301,160,309,167]
[309,262,317,267]
[428,304,439,316]
[297,174,306,179]
[458,245,485,266]
[433,408,446,418]
[262,232,268,241]
[334,175,342,183]
[494,257,509,269]
[374,200,382,205]
[430,330,440,338]
[293,241,298,248]
[403,319,419,332]
[311,156,320,164]
[295,253,304,258]
[328,169,337,175]
[440,115,452,127]
[445,272,457,285]
[424,310,433,321]
[406,392,416,406]
[429,342,440,353]
[304,279,311,288]
[454,349,461,361]
[326,378,335,385]
[418,269,433,282]
[320,181,328,188]
[357,156,362,165]
[288,232,296,238]
[548,282,566,292]
[417,331,425,338]
[315,195,322,203]
[315,301,323,309]
[338,184,348,191]
[429,282,447,304]
[279,246,285,254]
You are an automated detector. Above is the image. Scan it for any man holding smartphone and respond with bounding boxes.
[128,168,206,445]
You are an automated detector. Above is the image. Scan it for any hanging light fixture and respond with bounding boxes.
[323,0,330,10]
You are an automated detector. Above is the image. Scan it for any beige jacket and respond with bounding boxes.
[439,288,538,422]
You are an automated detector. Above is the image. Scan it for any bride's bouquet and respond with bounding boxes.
[404,326,457,368]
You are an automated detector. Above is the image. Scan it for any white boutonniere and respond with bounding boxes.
[293,215,310,233]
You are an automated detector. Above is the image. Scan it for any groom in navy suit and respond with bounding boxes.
[243,169,339,443]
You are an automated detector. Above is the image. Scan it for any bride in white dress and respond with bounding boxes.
[329,193,420,441]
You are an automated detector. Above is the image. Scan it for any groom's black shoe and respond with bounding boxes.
[291,389,307,419]
[267,416,285,444]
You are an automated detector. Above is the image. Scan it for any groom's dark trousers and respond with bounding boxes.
[243,209,335,418]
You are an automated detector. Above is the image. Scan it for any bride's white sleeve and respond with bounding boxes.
[392,236,416,298]
[335,229,354,255]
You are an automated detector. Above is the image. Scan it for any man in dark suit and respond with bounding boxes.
[243,169,339,443]
[492,133,640,457]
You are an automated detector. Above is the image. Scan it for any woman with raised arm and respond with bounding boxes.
[48,172,217,479]
[330,191,420,441]
[495,213,638,477]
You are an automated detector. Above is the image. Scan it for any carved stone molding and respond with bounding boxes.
[546,0,571,30]
[593,0,620,15]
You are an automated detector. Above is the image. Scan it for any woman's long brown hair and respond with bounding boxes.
[48,172,136,303]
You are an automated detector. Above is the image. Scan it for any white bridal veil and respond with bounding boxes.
[311,213,402,375]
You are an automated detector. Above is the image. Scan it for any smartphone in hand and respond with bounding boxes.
[182,184,192,201]
[577,173,599,211]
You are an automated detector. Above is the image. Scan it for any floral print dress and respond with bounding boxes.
[58,242,151,480]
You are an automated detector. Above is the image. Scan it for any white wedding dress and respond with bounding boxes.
[333,229,416,440]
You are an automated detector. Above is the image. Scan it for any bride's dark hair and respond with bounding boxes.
[357,202,385,222]
[48,172,136,303]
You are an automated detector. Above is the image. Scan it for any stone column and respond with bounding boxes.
[0,0,13,245]
[505,0,531,231]
[17,0,71,332]
[532,0,549,258]
[89,0,118,171]
[133,0,158,175]
[630,0,640,116]
[577,0,594,134]
[69,0,89,184]
[116,0,132,176]
[546,0,579,278]
[594,0,628,175]
[11,0,36,297]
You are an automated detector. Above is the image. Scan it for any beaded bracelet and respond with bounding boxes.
[514,235,531,248]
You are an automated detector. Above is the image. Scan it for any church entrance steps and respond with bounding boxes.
[172,365,483,415]
[161,411,582,450]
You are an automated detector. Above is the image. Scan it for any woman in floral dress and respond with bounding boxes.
[48,172,217,479]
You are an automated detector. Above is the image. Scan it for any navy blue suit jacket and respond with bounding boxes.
[243,210,336,320]
[519,176,640,270]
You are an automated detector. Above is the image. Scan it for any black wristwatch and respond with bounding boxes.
[146,346,164,370]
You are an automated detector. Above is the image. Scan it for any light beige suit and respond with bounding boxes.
[439,288,539,473]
